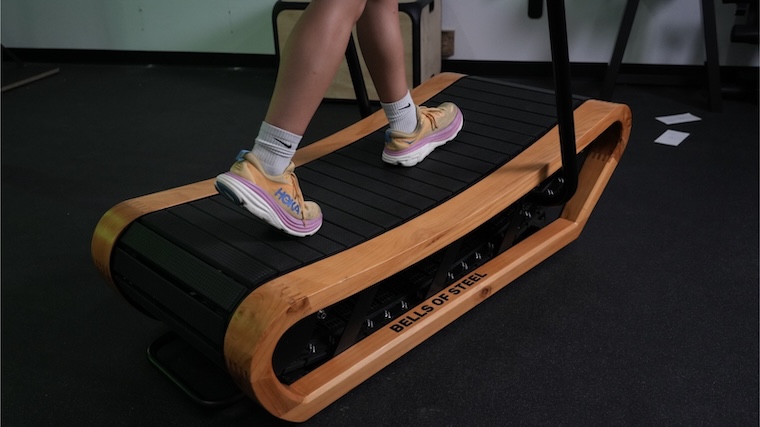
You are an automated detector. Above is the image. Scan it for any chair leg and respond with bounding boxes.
[345,34,373,118]
[701,0,723,111]
[602,0,640,100]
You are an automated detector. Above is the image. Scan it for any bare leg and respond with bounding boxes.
[266,0,367,136]
[356,0,409,103]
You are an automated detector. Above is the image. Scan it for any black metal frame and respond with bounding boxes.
[147,332,244,408]
[528,0,578,206]
[601,0,722,111]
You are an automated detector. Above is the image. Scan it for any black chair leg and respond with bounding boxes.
[702,0,723,111]
[602,0,640,100]
[345,34,374,118]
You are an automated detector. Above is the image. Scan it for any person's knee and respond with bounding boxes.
[311,0,368,22]
[366,0,398,9]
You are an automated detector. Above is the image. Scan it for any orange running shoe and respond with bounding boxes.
[215,150,322,237]
[382,102,464,167]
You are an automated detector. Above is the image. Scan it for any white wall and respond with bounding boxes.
[1,0,757,66]
[442,0,758,66]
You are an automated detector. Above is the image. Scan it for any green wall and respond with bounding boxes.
[2,0,757,66]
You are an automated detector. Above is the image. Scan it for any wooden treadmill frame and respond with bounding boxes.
[92,72,631,422]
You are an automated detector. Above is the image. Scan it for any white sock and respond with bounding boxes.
[381,91,418,134]
[251,121,302,176]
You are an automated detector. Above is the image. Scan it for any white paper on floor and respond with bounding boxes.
[654,129,690,146]
[655,113,702,125]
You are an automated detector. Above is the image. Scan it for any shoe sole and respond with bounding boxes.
[382,108,464,167]
[215,172,322,237]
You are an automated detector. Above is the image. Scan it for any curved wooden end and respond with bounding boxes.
[223,286,311,416]
[224,98,633,422]
[561,101,631,226]
[91,179,217,288]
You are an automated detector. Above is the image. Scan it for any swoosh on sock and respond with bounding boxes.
[274,137,293,149]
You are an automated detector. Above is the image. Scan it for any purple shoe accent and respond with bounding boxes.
[219,172,322,235]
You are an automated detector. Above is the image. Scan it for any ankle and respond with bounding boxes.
[381,91,418,134]
[252,122,302,175]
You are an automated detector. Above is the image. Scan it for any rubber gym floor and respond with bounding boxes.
[2,61,757,426]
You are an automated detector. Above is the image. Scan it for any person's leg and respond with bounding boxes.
[256,0,368,175]
[357,0,417,134]
[357,0,464,167]
[266,0,367,137]
[356,0,408,104]
[216,0,368,237]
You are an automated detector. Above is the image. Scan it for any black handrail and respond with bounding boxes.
[529,0,578,206]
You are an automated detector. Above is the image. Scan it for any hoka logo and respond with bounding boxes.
[275,188,301,215]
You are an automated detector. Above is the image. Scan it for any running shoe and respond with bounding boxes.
[382,102,464,167]
[215,150,322,237]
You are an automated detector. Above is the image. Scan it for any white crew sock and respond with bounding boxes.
[251,121,302,176]
[381,91,418,134]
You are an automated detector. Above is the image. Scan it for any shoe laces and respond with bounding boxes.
[420,107,441,130]
[283,170,306,222]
